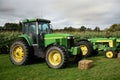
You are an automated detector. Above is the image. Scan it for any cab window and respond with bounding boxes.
[38,23,50,34]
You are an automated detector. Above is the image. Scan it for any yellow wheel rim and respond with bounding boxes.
[48,50,61,66]
[106,51,113,58]
[80,45,88,55]
[12,45,24,62]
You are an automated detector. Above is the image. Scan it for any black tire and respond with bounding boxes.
[45,46,68,69]
[78,41,93,57]
[92,49,99,56]
[69,53,82,63]
[104,50,117,58]
[10,39,33,65]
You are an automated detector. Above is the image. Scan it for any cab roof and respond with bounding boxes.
[21,18,51,23]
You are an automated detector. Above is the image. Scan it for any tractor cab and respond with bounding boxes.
[20,18,51,44]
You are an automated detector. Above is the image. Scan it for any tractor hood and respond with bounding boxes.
[44,33,74,48]
[44,33,74,39]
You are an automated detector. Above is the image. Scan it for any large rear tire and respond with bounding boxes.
[45,46,68,69]
[10,40,33,65]
[78,41,93,57]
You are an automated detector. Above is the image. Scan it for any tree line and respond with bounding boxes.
[62,26,100,32]
[0,23,120,32]
[0,23,22,31]
[54,24,120,32]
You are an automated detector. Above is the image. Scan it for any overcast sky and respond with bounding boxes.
[0,0,120,29]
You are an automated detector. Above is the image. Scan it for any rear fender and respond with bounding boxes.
[18,34,32,46]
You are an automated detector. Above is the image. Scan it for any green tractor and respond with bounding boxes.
[88,38,117,58]
[9,18,82,69]
[78,37,120,58]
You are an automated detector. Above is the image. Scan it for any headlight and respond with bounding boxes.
[67,36,71,39]
[67,36,74,39]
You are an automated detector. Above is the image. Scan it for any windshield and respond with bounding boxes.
[38,22,51,34]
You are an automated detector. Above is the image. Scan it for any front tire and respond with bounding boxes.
[10,40,32,65]
[104,50,117,58]
[45,46,68,69]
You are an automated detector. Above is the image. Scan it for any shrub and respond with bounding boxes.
[0,32,20,54]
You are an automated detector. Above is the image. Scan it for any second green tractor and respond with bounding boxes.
[78,38,120,58]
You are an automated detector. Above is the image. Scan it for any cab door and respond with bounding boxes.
[23,22,37,44]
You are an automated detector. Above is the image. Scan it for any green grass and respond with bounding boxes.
[0,54,120,80]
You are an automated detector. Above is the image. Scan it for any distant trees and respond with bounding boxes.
[0,23,22,31]
[64,26,76,32]
[86,28,92,31]
[59,24,120,32]
[79,26,92,31]
[1,22,120,32]
[94,26,100,32]
[107,24,120,32]
[79,26,86,31]
[59,26,97,32]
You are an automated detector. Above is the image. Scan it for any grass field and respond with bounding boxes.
[0,53,120,80]
[1,31,120,80]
